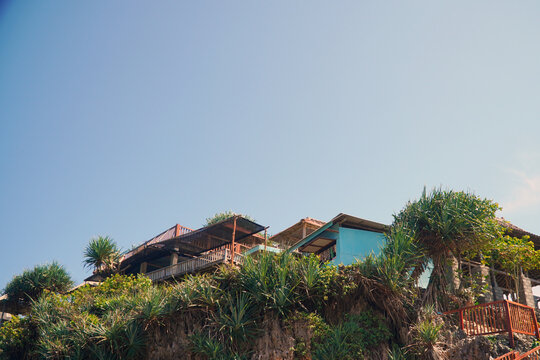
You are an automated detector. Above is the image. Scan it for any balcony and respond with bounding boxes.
[145,244,246,282]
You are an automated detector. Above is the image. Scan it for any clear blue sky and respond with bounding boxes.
[1,0,540,288]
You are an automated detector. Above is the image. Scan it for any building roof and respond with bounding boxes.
[288,213,388,254]
[497,218,540,247]
[122,224,193,264]
[0,312,11,322]
[119,216,266,268]
[68,281,100,293]
[270,217,325,247]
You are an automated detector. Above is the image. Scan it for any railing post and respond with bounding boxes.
[504,300,515,348]
[459,310,464,331]
[532,308,540,340]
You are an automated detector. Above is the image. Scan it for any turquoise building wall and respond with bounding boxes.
[334,227,386,265]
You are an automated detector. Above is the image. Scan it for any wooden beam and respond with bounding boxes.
[316,242,337,255]
[231,217,237,265]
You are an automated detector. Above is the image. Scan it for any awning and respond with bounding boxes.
[119,216,265,267]
[159,216,265,254]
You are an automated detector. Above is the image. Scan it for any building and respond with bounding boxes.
[269,217,326,248]
[86,216,267,283]
[457,219,540,309]
[288,213,388,264]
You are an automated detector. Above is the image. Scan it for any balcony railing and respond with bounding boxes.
[146,248,243,282]
[444,300,540,348]
[495,346,540,360]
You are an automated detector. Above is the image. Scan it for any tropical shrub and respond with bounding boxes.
[312,311,391,360]
[408,306,444,360]
[205,211,255,226]
[487,234,540,303]
[0,315,35,359]
[392,187,501,310]
[2,261,73,314]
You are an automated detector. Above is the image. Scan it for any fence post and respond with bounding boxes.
[504,300,515,348]
[459,310,464,331]
[532,308,540,340]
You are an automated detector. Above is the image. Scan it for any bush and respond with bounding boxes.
[312,311,391,360]
[2,262,73,314]
[0,315,35,359]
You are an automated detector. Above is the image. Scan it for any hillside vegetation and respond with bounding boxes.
[2,188,539,360]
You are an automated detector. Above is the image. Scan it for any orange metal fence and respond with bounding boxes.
[444,300,540,348]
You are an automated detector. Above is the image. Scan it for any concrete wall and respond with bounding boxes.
[334,227,386,265]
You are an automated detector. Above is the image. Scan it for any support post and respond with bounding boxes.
[170,251,179,266]
[472,264,494,303]
[504,300,515,348]
[519,271,536,308]
[264,228,267,251]
[0,300,6,326]
[140,262,147,274]
[532,307,540,340]
[231,217,237,265]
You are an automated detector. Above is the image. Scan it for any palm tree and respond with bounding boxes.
[83,236,121,276]
[392,188,501,310]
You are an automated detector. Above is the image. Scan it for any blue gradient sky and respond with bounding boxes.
[1,1,540,288]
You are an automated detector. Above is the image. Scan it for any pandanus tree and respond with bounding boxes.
[2,262,73,314]
[392,188,501,310]
[83,236,121,276]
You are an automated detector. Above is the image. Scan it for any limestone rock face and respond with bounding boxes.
[145,310,203,360]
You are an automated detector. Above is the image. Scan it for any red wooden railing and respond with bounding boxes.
[495,351,519,360]
[495,347,540,360]
[202,242,250,256]
[517,346,540,359]
[444,300,540,348]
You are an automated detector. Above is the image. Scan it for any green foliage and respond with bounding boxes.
[170,274,222,308]
[287,311,330,340]
[393,187,501,257]
[2,261,73,314]
[238,252,336,316]
[409,306,443,359]
[388,344,410,360]
[364,225,422,295]
[24,275,151,360]
[190,331,226,359]
[215,293,258,348]
[2,252,404,359]
[83,236,121,275]
[189,331,249,360]
[392,187,501,309]
[487,234,540,303]
[0,315,35,359]
[312,311,391,360]
[205,211,255,226]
